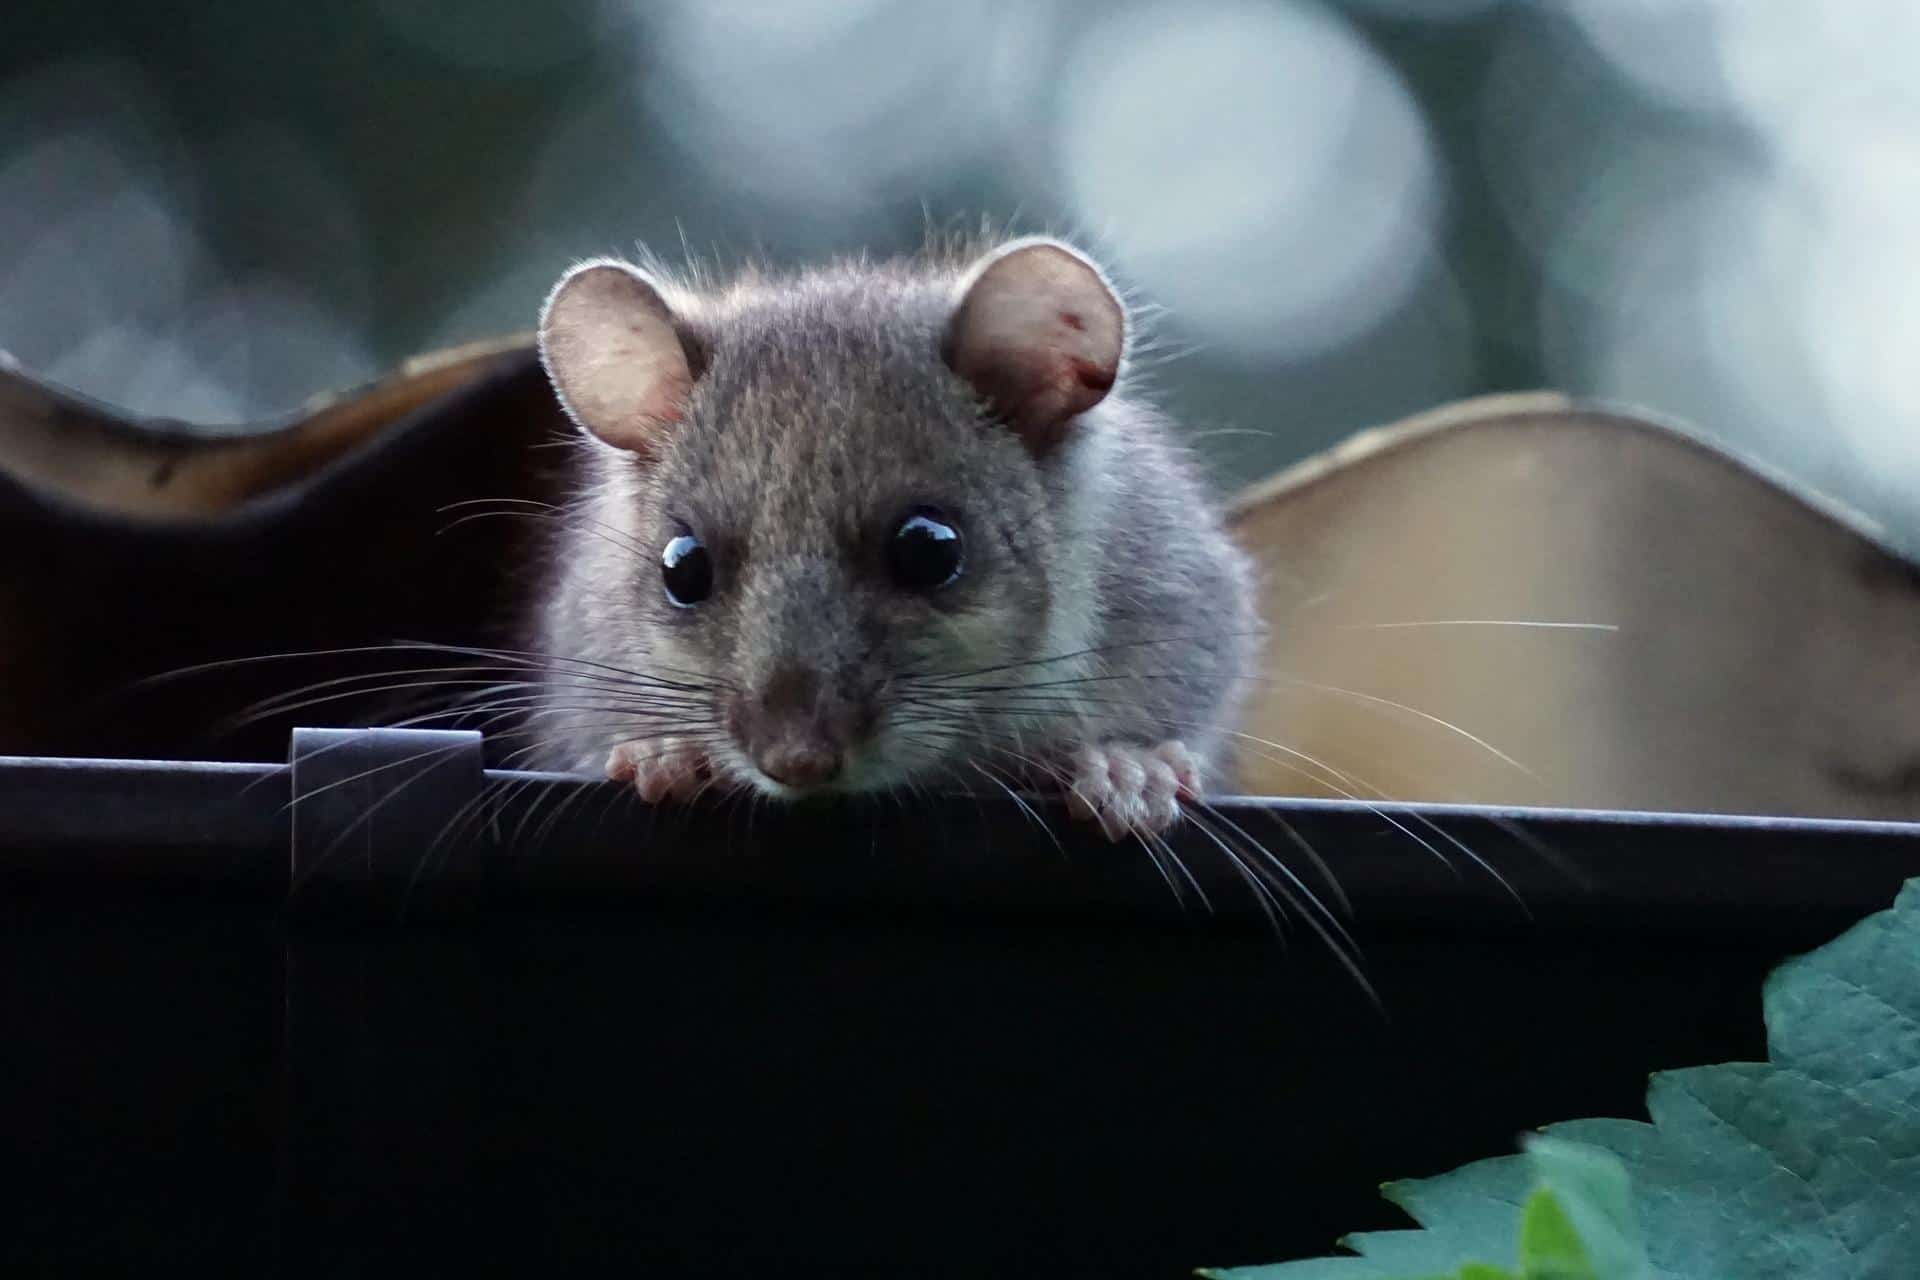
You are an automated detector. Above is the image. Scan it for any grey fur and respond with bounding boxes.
[525,239,1258,799]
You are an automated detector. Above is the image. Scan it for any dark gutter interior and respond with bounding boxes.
[7,727,1919,1275]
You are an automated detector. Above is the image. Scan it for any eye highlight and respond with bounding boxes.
[661,530,713,607]
[888,508,963,592]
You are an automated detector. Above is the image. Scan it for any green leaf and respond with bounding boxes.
[1516,1188,1595,1279]
[1211,878,1920,1279]
[1521,1138,1645,1280]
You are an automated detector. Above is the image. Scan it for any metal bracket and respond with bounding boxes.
[287,727,486,915]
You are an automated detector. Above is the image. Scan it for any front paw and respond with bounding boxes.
[1061,741,1202,841]
[606,737,712,803]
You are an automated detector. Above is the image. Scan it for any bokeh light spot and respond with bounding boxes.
[1058,0,1439,358]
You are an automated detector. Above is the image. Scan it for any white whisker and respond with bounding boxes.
[1335,619,1618,633]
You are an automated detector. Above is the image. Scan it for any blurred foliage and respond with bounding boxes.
[5,0,1918,545]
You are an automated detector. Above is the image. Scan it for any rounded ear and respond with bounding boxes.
[943,238,1126,457]
[538,259,696,457]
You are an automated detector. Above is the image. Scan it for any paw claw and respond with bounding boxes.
[1060,740,1199,840]
[1152,742,1204,800]
[606,738,710,804]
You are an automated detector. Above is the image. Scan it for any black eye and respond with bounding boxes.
[888,508,963,592]
[661,531,713,607]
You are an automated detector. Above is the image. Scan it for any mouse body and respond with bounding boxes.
[526,235,1256,838]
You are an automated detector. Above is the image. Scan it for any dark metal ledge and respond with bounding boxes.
[3,726,1917,942]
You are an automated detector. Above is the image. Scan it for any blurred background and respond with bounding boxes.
[5,0,1918,549]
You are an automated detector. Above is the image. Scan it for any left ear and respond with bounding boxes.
[943,238,1126,457]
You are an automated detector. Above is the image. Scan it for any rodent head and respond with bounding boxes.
[536,237,1126,797]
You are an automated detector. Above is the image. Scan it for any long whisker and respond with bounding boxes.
[128,639,732,696]
[968,761,1063,857]
[1142,823,1211,913]
[435,497,654,561]
[1241,807,1352,919]
[1199,801,1357,952]
[901,692,1528,906]
[1185,805,1378,1005]
[906,627,1271,686]
[1181,811,1288,938]
[906,674,1533,779]
[221,679,704,736]
[1334,619,1619,633]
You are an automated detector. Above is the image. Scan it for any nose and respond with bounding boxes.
[731,664,861,790]
[757,739,842,787]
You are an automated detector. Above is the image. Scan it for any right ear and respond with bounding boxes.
[538,259,697,458]
[943,238,1126,458]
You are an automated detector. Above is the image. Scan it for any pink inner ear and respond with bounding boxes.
[1069,355,1116,396]
[960,344,1115,456]
[540,262,695,458]
[1005,343,1115,422]
[599,318,693,430]
[947,244,1125,456]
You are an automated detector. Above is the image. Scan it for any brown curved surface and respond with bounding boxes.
[1228,393,1920,819]
[0,344,566,761]
[0,337,533,520]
